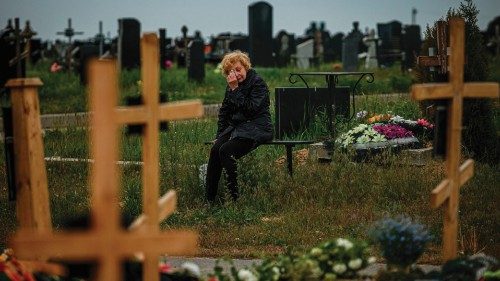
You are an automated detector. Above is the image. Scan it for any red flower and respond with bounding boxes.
[159,262,173,273]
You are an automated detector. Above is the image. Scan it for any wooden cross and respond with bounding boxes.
[411,17,499,261]
[9,33,203,281]
[6,18,36,78]
[417,20,448,74]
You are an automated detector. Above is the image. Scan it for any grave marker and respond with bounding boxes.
[248,1,273,67]
[9,33,202,281]
[411,18,499,261]
[417,21,448,74]
[118,18,140,69]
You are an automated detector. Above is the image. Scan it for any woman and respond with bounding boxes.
[205,50,273,202]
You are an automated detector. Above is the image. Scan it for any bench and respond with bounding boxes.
[204,140,314,176]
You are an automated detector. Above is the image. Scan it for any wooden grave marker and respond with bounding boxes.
[411,17,499,261]
[9,33,203,281]
[417,20,448,74]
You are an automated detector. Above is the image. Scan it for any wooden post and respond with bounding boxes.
[9,33,203,281]
[411,17,499,261]
[5,78,52,236]
[417,20,448,74]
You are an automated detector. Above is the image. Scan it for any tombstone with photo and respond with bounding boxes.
[248,1,273,67]
[118,18,141,69]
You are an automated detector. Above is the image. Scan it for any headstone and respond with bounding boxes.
[159,28,167,69]
[275,87,350,139]
[342,22,363,71]
[331,32,344,62]
[274,30,295,67]
[77,44,100,84]
[29,38,42,65]
[248,1,273,67]
[118,18,141,69]
[295,39,313,69]
[0,19,16,87]
[401,24,422,69]
[376,20,402,67]
[362,29,379,69]
[187,39,205,82]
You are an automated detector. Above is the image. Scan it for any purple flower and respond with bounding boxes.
[372,124,413,139]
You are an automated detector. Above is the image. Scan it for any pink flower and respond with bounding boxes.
[159,261,173,273]
[373,124,414,139]
[207,276,219,281]
[417,118,434,129]
[164,60,173,69]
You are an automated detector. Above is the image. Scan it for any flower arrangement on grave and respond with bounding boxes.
[369,216,432,273]
[207,238,375,281]
[0,248,36,281]
[335,112,434,149]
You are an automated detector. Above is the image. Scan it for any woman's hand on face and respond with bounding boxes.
[227,70,238,91]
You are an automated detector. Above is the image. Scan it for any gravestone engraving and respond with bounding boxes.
[248,1,273,67]
[187,39,205,82]
[295,39,313,69]
[342,22,363,71]
[118,18,141,69]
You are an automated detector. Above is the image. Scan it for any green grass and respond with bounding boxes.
[0,58,498,264]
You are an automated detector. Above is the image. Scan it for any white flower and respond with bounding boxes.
[336,238,353,250]
[332,263,347,274]
[272,267,280,281]
[356,135,371,144]
[180,262,201,278]
[238,269,257,281]
[368,256,377,264]
[310,247,323,257]
[348,258,363,270]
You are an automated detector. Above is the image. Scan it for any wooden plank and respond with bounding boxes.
[159,100,204,120]
[431,179,450,209]
[7,78,52,236]
[128,190,177,232]
[463,82,500,98]
[411,83,453,100]
[459,159,474,186]
[88,59,120,232]
[19,260,68,277]
[416,56,441,67]
[11,230,198,258]
[115,106,148,124]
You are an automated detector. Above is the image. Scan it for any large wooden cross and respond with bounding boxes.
[9,33,203,281]
[417,20,448,74]
[411,17,499,261]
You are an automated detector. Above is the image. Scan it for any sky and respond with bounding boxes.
[1,0,499,42]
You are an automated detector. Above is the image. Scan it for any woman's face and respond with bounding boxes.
[227,61,247,83]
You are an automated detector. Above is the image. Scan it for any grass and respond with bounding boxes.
[0,58,498,264]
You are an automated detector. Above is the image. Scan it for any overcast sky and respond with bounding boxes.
[1,0,499,41]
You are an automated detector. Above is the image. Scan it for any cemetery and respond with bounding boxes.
[0,0,499,280]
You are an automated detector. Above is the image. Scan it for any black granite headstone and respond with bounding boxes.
[331,32,344,62]
[159,28,167,69]
[187,39,205,82]
[401,25,421,69]
[376,20,402,67]
[118,18,140,69]
[248,1,273,67]
[274,87,350,139]
[78,44,100,84]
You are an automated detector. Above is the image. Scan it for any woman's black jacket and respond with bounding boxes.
[216,69,273,144]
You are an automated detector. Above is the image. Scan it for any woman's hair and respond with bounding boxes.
[220,50,252,76]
